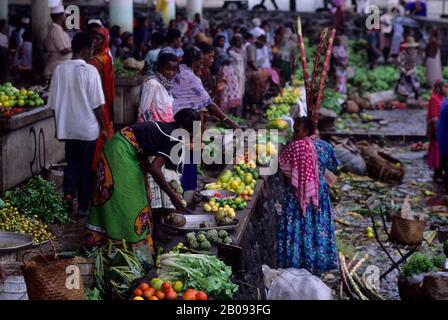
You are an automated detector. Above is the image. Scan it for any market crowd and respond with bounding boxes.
[0,0,446,277]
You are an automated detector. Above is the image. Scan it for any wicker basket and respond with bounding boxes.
[21,254,84,300]
[357,143,405,182]
[390,216,425,246]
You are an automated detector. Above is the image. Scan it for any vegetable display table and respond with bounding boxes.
[0,106,64,191]
[161,171,283,299]
[114,77,143,129]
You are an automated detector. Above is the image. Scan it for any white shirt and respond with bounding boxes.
[48,60,105,141]
[44,23,72,79]
[256,46,270,68]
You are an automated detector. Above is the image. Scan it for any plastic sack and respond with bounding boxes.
[262,265,332,300]
[333,139,366,175]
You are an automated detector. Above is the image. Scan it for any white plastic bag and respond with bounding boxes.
[262,265,332,300]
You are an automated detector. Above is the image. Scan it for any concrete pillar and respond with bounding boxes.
[32,0,51,81]
[187,0,202,20]
[0,0,7,22]
[109,0,133,33]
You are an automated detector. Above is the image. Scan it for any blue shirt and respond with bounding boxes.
[405,2,427,17]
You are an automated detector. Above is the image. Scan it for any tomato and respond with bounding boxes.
[149,296,159,300]
[196,291,208,300]
[142,288,155,299]
[138,282,150,291]
[161,281,172,292]
[155,290,165,300]
[182,290,197,300]
[165,290,178,300]
[132,288,143,297]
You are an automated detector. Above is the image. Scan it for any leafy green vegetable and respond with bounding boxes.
[402,253,443,277]
[158,253,238,299]
[114,59,139,79]
[84,287,102,300]
[85,241,147,300]
[321,89,344,113]
[3,176,70,224]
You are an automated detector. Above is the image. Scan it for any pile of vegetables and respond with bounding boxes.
[401,253,445,277]
[0,82,45,117]
[157,252,238,299]
[349,65,398,95]
[85,241,148,300]
[131,278,208,300]
[184,230,233,251]
[321,88,345,113]
[3,176,70,224]
[0,201,55,244]
[114,59,139,79]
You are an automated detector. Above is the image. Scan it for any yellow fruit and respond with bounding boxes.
[235,197,243,205]
[248,189,254,196]
[367,232,375,239]
[230,180,240,190]
[220,175,231,183]
[203,203,211,212]
[132,296,144,300]
[211,206,218,212]
[223,205,230,209]
[244,173,253,185]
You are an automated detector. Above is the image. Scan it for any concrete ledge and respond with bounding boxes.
[0,107,53,132]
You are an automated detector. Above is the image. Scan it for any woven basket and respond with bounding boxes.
[357,143,405,182]
[21,254,84,300]
[390,216,425,246]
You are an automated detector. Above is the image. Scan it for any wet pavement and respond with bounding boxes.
[331,144,447,300]
[328,109,427,139]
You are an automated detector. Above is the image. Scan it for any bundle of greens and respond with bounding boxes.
[401,253,446,277]
[321,89,344,113]
[114,59,139,79]
[157,252,238,299]
[349,66,398,95]
[3,176,70,224]
[85,241,146,300]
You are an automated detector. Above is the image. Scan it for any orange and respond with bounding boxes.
[149,296,159,300]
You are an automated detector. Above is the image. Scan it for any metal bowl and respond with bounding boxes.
[200,190,236,200]
[0,231,33,252]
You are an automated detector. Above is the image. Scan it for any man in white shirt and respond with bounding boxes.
[48,32,105,217]
[44,5,72,80]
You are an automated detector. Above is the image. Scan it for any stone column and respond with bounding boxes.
[187,0,202,19]
[0,0,7,22]
[109,0,133,33]
[32,0,51,81]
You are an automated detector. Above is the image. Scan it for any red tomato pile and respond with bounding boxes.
[131,279,208,301]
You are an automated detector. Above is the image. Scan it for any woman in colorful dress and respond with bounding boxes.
[89,27,115,169]
[212,52,242,114]
[138,52,180,238]
[277,116,339,275]
[229,34,247,99]
[172,46,239,192]
[331,35,349,94]
[83,108,200,255]
[396,36,420,100]
[427,80,448,181]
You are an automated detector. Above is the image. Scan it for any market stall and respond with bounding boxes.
[0,83,63,191]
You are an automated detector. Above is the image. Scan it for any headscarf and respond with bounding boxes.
[94,27,110,55]
[427,79,447,122]
[172,64,213,114]
[212,52,231,74]
[279,136,320,215]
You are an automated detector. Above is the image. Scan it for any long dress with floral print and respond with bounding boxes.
[277,139,339,275]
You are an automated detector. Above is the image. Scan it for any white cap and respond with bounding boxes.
[88,19,103,26]
[50,5,65,14]
[20,17,30,24]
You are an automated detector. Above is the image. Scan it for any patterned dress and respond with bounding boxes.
[277,139,339,275]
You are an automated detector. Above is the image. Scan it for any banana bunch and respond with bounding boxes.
[205,182,223,190]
